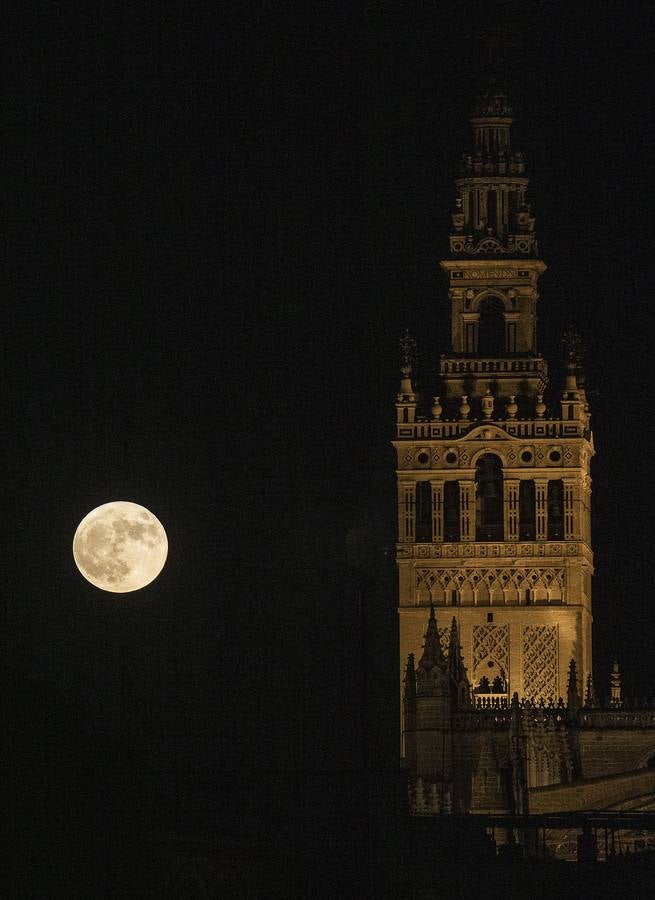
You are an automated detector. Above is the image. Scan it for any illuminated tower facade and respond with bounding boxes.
[395,86,594,735]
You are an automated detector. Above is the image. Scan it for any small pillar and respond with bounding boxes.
[481,388,494,419]
[610,661,622,707]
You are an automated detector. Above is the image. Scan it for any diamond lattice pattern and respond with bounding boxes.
[522,625,558,701]
[473,624,509,675]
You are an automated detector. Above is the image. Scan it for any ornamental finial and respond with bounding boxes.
[562,324,584,368]
[610,660,622,706]
[399,328,417,373]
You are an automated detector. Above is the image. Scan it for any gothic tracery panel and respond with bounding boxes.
[523,625,558,701]
[472,624,509,688]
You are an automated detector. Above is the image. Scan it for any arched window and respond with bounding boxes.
[476,454,503,541]
[444,480,460,542]
[519,480,536,540]
[478,296,505,355]
[415,482,432,542]
[548,480,564,540]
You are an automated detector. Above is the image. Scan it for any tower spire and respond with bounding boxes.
[584,672,598,708]
[396,328,417,425]
[439,87,547,407]
[610,661,622,707]
[448,616,463,682]
[567,658,581,718]
[403,653,416,702]
[471,730,508,813]
[448,616,471,707]
[449,81,536,258]
[561,325,590,430]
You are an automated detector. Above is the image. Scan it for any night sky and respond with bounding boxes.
[7,0,655,800]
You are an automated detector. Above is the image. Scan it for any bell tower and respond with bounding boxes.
[395,83,594,736]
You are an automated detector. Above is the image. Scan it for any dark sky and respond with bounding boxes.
[7,1,655,778]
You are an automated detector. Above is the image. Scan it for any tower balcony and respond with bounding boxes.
[439,354,548,409]
[440,355,547,379]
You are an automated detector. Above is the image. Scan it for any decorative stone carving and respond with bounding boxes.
[415,567,564,604]
[473,624,509,677]
[523,625,558,701]
[462,268,518,279]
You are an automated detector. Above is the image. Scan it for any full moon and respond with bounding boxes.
[73,501,168,593]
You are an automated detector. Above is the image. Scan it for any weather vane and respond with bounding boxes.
[468,25,521,70]
[562,324,584,367]
[399,328,417,371]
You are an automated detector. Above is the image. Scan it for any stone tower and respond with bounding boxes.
[395,84,594,745]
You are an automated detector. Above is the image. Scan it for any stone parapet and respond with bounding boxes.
[579,708,655,729]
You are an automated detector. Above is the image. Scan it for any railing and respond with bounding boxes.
[450,699,570,731]
[440,357,546,375]
[446,700,655,731]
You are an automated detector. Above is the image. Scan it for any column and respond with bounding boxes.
[459,480,475,542]
[430,479,444,543]
[463,189,471,224]
[563,478,578,540]
[480,189,488,227]
[582,475,592,544]
[504,479,519,541]
[398,481,416,542]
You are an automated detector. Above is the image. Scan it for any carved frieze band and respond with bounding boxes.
[415,567,564,594]
[398,541,581,559]
[414,566,564,605]
[458,268,519,279]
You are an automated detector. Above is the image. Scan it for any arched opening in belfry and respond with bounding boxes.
[443,480,460,542]
[476,454,503,541]
[415,482,432,542]
[548,479,564,540]
[477,296,505,355]
[519,479,536,540]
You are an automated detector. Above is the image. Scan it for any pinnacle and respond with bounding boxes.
[418,603,445,671]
